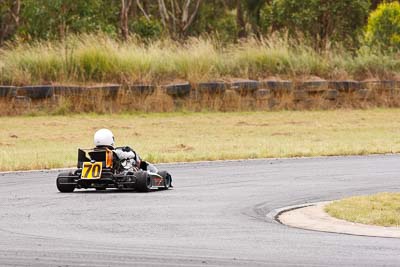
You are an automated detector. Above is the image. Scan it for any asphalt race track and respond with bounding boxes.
[1,155,400,266]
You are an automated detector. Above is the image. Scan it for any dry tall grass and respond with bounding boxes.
[0,34,399,86]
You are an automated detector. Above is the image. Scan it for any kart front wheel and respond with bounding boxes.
[56,172,75,193]
[158,171,171,190]
[135,171,152,192]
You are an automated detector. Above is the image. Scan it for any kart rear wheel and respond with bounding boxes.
[56,172,75,193]
[135,171,152,192]
[158,171,171,190]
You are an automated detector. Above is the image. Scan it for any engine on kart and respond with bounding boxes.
[113,147,139,174]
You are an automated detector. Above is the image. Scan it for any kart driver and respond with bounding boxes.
[93,128,158,174]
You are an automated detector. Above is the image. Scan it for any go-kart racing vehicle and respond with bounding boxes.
[56,147,172,193]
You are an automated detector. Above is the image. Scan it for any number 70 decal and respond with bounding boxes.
[81,162,102,179]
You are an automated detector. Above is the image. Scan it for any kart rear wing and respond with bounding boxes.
[77,148,113,168]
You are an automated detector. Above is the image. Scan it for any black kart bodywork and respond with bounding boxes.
[56,148,172,193]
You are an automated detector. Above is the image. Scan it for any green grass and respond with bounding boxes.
[325,193,400,227]
[0,34,399,85]
[1,109,400,171]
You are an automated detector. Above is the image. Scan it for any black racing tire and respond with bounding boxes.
[53,85,83,96]
[328,81,361,92]
[135,171,152,192]
[197,82,226,94]
[324,89,339,101]
[360,80,396,91]
[299,80,328,93]
[165,82,191,98]
[84,84,121,98]
[19,85,54,99]
[157,171,172,190]
[0,86,17,98]
[255,89,271,99]
[56,172,75,193]
[230,80,260,95]
[260,80,293,96]
[128,84,156,95]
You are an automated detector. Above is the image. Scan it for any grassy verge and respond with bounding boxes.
[0,34,399,85]
[1,109,400,171]
[325,193,400,227]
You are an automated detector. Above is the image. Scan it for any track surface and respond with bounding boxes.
[1,155,400,266]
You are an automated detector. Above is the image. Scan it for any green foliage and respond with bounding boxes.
[370,0,397,10]
[130,17,163,39]
[0,0,397,53]
[190,1,237,42]
[214,14,238,42]
[260,4,273,33]
[272,0,317,35]
[18,0,118,40]
[244,0,267,34]
[271,0,371,47]
[365,2,400,51]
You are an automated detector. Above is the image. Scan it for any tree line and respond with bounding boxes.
[0,0,397,48]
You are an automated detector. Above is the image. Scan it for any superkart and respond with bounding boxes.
[56,147,172,192]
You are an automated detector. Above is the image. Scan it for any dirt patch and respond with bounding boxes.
[0,142,14,146]
[236,121,249,126]
[163,144,194,153]
[236,121,269,127]
[271,132,292,136]
[284,121,308,125]
[42,122,67,127]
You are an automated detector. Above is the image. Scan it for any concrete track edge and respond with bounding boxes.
[269,201,400,239]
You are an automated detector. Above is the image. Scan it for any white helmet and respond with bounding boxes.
[94,129,115,147]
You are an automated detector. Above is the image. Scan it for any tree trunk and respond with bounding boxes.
[120,0,133,41]
[181,0,202,35]
[136,0,150,21]
[0,0,20,45]
[157,0,202,39]
[236,0,246,39]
